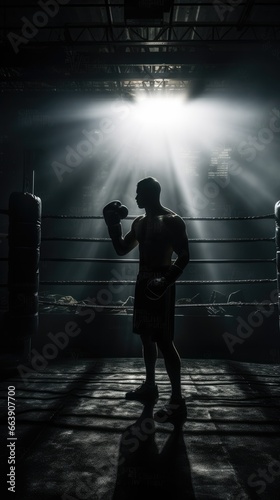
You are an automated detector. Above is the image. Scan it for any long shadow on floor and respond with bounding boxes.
[112,402,195,500]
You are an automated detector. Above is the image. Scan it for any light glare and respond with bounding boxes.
[134,95,186,127]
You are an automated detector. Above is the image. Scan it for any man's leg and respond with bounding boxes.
[157,339,182,399]
[125,333,158,400]
[154,338,186,423]
[141,333,158,386]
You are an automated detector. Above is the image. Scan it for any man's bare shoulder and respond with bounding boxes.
[163,211,185,227]
[163,213,187,242]
[160,206,182,219]
[133,215,145,224]
[131,215,145,229]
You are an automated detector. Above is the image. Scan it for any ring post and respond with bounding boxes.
[23,149,35,195]
[275,201,280,333]
[7,192,41,365]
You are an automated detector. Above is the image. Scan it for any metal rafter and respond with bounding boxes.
[0,2,279,7]
[238,0,256,27]
[2,22,280,29]
[2,24,280,47]
[105,0,114,39]
[1,1,280,93]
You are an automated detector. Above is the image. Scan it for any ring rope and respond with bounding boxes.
[39,258,276,264]
[1,257,275,264]
[39,279,277,286]
[38,301,278,310]
[41,214,275,221]
[0,278,276,289]
[41,237,275,243]
[42,237,112,242]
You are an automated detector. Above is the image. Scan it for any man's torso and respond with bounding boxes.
[134,209,177,270]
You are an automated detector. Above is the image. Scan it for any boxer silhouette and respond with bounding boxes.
[103,177,189,422]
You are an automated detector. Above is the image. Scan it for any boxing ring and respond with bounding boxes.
[0,193,280,500]
[0,192,280,363]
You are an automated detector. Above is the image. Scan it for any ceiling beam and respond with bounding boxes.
[0,2,278,6]
[238,0,256,27]
[0,46,275,67]
[2,22,280,29]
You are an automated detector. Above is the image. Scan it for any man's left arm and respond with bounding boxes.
[164,215,190,283]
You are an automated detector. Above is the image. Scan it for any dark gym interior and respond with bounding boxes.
[0,1,280,499]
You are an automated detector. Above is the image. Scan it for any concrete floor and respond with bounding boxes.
[0,358,280,500]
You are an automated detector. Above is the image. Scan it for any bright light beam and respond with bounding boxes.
[133,95,187,128]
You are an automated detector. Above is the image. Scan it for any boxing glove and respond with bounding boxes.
[103,200,128,227]
[146,264,183,300]
[146,277,169,300]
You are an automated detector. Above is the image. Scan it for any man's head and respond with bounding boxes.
[136,177,161,209]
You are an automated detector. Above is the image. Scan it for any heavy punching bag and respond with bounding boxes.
[8,192,41,357]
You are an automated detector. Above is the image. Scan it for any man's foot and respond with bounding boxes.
[154,396,187,424]
[125,381,159,401]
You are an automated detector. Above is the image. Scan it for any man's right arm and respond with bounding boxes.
[103,200,140,255]
[108,219,139,256]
